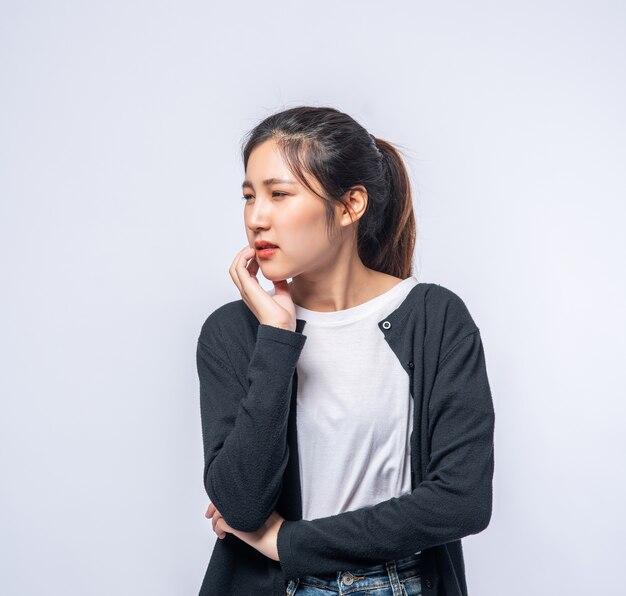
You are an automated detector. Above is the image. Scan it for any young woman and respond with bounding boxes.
[197,106,495,595]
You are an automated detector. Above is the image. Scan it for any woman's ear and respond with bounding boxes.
[337,185,368,227]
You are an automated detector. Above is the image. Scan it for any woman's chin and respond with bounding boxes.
[264,274,289,283]
[259,265,292,283]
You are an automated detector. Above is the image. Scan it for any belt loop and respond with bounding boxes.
[385,559,404,596]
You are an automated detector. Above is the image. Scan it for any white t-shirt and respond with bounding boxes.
[291,276,419,521]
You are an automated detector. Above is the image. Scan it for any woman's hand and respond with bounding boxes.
[205,502,284,562]
[205,502,231,540]
[229,244,297,331]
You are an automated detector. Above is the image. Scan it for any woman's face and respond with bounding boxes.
[242,138,343,282]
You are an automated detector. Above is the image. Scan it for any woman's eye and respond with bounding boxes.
[240,192,288,201]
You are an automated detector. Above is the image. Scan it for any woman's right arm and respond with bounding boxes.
[197,317,306,533]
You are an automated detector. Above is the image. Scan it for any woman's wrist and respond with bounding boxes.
[262,322,296,332]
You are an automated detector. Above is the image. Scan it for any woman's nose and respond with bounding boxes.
[246,198,272,228]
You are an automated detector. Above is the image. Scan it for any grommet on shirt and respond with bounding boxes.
[382,320,391,329]
[407,361,414,369]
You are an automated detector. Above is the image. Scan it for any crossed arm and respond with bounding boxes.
[205,500,283,561]
[198,321,494,581]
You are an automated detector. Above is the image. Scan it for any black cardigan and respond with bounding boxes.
[196,282,495,595]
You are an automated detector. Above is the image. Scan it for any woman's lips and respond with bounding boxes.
[256,246,279,258]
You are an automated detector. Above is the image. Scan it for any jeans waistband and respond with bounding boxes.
[345,551,422,576]
[297,550,422,584]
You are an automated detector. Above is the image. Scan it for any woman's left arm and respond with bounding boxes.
[272,329,495,581]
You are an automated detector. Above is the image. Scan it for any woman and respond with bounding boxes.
[197,106,495,595]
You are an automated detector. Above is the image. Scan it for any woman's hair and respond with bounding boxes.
[241,106,416,279]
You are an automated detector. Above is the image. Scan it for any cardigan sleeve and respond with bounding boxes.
[197,320,306,532]
[276,328,494,581]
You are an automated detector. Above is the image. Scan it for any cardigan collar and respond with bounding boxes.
[294,281,425,337]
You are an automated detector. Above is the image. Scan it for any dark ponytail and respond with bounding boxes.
[241,106,416,279]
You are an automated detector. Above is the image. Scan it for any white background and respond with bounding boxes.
[1,1,625,594]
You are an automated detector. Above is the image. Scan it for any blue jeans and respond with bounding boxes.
[285,551,422,595]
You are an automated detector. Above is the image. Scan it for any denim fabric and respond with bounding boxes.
[285,552,422,595]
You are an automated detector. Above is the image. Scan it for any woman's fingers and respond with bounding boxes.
[211,510,220,533]
[246,252,260,277]
[212,510,226,539]
[228,246,251,294]
[206,502,226,539]
[233,246,261,295]
[214,517,227,540]
[230,245,273,318]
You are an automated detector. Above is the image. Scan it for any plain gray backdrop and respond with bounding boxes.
[1,1,625,594]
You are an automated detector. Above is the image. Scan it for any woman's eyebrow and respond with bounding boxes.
[241,178,298,189]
